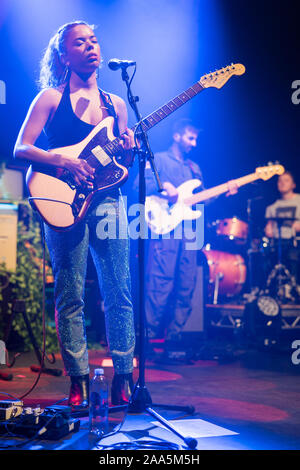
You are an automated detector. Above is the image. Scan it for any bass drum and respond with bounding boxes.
[201,248,247,297]
[215,217,248,244]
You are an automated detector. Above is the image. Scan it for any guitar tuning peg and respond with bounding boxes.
[267,161,273,166]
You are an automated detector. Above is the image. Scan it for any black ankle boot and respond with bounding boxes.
[68,374,90,409]
[111,373,134,406]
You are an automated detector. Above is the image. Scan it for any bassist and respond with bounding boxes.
[144,118,238,350]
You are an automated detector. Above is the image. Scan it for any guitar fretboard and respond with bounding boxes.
[103,81,204,158]
[133,81,204,134]
[184,173,259,205]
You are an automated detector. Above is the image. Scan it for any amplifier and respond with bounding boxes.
[0,203,18,272]
[0,168,23,201]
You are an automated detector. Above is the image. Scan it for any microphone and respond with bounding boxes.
[108,58,136,71]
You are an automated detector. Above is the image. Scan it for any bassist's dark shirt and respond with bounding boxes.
[144,147,204,196]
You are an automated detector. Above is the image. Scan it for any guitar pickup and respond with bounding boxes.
[91,146,112,166]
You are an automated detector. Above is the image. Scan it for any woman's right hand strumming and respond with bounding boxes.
[63,156,95,188]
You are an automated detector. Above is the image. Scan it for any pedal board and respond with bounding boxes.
[0,405,80,440]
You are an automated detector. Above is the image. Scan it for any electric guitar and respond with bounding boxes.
[26,63,245,230]
[145,165,285,235]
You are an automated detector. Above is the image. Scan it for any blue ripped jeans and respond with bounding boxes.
[44,192,135,377]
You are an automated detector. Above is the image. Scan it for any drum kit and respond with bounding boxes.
[200,214,300,304]
[201,216,248,303]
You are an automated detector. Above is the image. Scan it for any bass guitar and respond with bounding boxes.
[145,165,285,235]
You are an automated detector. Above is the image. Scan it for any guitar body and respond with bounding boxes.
[26,116,131,230]
[145,179,203,235]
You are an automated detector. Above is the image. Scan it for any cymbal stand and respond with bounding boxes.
[213,272,224,304]
[266,219,297,302]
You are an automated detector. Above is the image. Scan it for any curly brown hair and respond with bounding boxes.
[38,21,97,89]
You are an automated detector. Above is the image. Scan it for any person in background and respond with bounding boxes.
[265,171,300,283]
[144,118,238,350]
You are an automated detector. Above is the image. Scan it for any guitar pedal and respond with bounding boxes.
[0,400,23,420]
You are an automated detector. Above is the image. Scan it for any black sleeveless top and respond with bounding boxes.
[44,81,119,149]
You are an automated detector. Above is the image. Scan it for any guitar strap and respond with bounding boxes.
[98,88,120,137]
[186,159,204,189]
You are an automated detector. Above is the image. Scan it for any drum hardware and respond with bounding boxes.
[213,272,224,305]
[247,197,263,293]
[202,248,247,298]
[265,217,299,302]
[266,264,298,303]
[215,216,249,244]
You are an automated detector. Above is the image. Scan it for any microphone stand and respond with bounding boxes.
[109,64,197,450]
[246,198,254,293]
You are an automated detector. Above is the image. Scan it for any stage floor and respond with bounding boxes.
[0,343,300,451]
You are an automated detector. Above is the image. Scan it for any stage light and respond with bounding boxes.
[244,294,282,348]
[257,295,280,317]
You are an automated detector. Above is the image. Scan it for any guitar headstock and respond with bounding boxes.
[255,164,285,181]
[199,63,246,89]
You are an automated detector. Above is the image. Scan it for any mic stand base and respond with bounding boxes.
[107,383,195,416]
[107,384,197,449]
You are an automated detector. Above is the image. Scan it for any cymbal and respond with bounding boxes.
[266,216,299,222]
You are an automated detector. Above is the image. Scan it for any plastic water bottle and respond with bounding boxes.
[89,368,109,436]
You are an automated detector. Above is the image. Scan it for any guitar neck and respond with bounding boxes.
[102,64,246,159]
[103,80,205,158]
[132,81,204,134]
[185,172,260,205]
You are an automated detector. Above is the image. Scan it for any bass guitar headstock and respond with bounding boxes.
[255,163,285,181]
